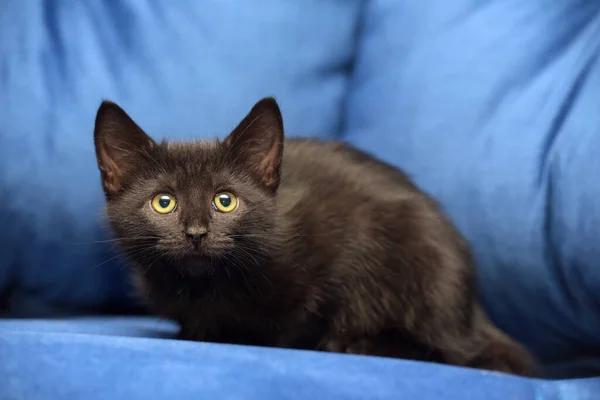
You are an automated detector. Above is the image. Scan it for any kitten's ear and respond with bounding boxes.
[223,97,284,192]
[93,101,157,197]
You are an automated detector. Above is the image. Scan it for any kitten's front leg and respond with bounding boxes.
[178,322,275,347]
[177,322,204,341]
[176,317,219,342]
[177,324,231,343]
[322,331,444,363]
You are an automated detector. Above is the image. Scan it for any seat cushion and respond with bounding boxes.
[1,317,599,399]
[343,0,600,364]
[0,0,361,314]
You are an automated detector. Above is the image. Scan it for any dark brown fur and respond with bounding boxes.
[94,97,537,376]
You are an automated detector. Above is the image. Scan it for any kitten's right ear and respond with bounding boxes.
[93,101,157,197]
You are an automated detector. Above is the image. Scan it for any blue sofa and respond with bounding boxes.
[1,1,600,398]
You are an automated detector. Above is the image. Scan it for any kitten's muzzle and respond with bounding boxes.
[185,226,208,242]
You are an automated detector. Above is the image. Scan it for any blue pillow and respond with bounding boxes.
[0,1,361,314]
[343,0,600,364]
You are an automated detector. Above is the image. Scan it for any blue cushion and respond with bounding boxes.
[0,1,360,313]
[343,0,600,364]
[1,317,599,399]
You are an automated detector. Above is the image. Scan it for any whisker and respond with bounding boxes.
[224,251,260,294]
[143,253,163,275]
[91,243,163,269]
[228,232,331,239]
[91,253,128,269]
[69,237,161,245]
[230,247,272,288]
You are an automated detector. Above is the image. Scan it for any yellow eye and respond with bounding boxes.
[151,194,177,214]
[213,192,238,213]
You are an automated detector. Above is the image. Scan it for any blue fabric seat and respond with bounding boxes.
[1,1,600,398]
[1,317,599,400]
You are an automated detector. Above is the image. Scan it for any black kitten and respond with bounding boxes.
[94,97,536,376]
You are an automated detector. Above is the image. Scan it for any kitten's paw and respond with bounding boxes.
[342,338,376,355]
[177,326,194,341]
[468,340,538,377]
[321,337,367,354]
[322,333,444,362]
[321,338,347,353]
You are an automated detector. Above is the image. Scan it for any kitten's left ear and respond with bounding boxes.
[224,97,284,192]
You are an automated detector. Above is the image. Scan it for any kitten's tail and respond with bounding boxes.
[467,306,539,377]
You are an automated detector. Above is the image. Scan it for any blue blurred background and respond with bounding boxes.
[1,0,600,382]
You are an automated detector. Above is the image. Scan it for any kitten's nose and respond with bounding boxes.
[185,226,208,242]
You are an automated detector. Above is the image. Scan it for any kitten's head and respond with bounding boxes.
[93,98,284,273]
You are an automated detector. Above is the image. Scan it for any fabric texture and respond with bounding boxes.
[0,0,361,314]
[1,317,599,400]
[343,0,600,364]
